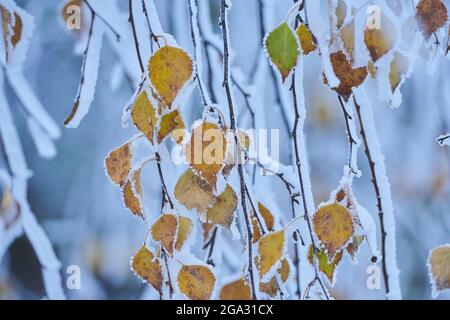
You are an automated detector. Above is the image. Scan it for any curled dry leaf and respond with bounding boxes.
[296,24,317,55]
[265,22,299,82]
[219,278,252,300]
[364,14,397,62]
[174,169,215,214]
[257,230,285,277]
[416,0,448,38]
[131,246,162,293]
[428,244,450,297]
[313,203,354,257]
[105,142,132,186]
[177,265,216,300]
[185,122,227,187]
[148,46,193,108]
[1,6,23,62]
[131,91,157,144]
[389,51,409,93]
[328,51,368,99]
[175,216,193,251]
[206,184,237,229]
[308,246,343,284]
[259,258,290,297]
[158,109,185,144]
[151,213,178,254]
[122,169,143,219]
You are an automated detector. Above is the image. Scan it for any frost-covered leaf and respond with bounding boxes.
[308,246,343,284]
[346,235,365,259]
[340,20,355,62]
[158,109,185,144]
[131,246,162,293]
[416,0,448,38]
[185,122,227,187]
[265,22,299,81]
[313,203,354,257]
[174,169,215,214]
[148,46,193,108]
[219,278,251,300]
[389,52,409,93]
[151,213,178,254]
[327,51,367,99]
[122,169,143,219]
[252,203,275,243]
[131,91,157,144]
[105,142,132,186]
[259,258,290,297]
[364,14,397,62]
[428,244,450,297]
[295,24,317,55]
[257,230,285,277]
[1,6,22,62]
[175,216,192,251]
[206,184,237,228]
[177,265,216,300]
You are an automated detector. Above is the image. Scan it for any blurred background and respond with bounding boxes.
[0,0,449,300]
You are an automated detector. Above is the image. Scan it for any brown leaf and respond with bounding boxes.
[389,51,409,93]
[219,278,252,300]
[131,246,162,293]
[122,169,143,219]
[105,142,132,186]
[175,216,193,251]
[416,0,448,38]
[296,24,317,55]
[259,258,290,297]
[178,265,216,300]
[206,185,237,228]
[428,244,450,297]
[151,214,178,254]
[1,6,23,62]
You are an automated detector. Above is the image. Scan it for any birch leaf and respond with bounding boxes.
[174,169,215,214]
[122,169,143,219]
[219,278,252,300]
[308,246,343,284]
[260,258,290,297]
[158,109,185,144]
[346,235,365,259]
[178,265,216,300]
[296,24,317,55]
[389,52,409,93]
[313,203,354,257]
[105,142,132,186]
[131,91,157,144]
[148,46,193,108]
[335,0,347,29]
[131,246,162,293]
[341,20,355,62]
[428,245,450,297]
[206,185,237,228]
[151,214,178,254]
[257,230,285,277]
[364,14,397,62]
[265,22,299,81]
[1,6,22,61]
[416,0,448,38]
[258,203,274,231]
[175,216,193,251]
[185,122,227,187]
[328,51,367,99]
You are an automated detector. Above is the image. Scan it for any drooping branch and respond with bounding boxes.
[128,0,145,74]
[84,0,121,41]
[219,0,257,300]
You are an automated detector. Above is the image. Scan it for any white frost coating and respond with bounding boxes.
[427,244,450,298]
[0,70,65,299]
[27,118,57,159]
[353,87,401,300]
[66,19,105,129]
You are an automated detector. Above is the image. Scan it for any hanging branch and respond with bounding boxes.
[128,0,145,74]
[354,96,401,299]
[84,0,121,41]
[338,95,359,174]
[219,0,257,300]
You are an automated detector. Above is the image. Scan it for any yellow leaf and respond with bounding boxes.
[259,258,290,297]
[148,46,193,108]
[220,278,252,300]
[158,109,185,144]
[258,202,274,231]
[151,214,178,254]
[105,142,132,186]
[175,216,193,251]
[296,24,317,55]
[340,20,355,62]
[131,246,162,293]
[122,169,143,219]
[428,244,450,297]
[335,0,347,29]
[177,265,216,300]
[131,91,157,144]
[308,246,343,284]
[185,122,227,187]
[174,169,215,214]
[416,0,448,38]
[257,230,285,277]
[364,14,397,62]
[389,51,409,93]
[206,185,237,228]
[313,203,354,257]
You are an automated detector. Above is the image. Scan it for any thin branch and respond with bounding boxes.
[219,0,257,300]
[338,95,358,174]
[141,0,159,53]
[128,0,145,74]
[83,0,121,41]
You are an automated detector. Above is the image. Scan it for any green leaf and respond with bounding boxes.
[308,246,343,284]
[265,22,299,82]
